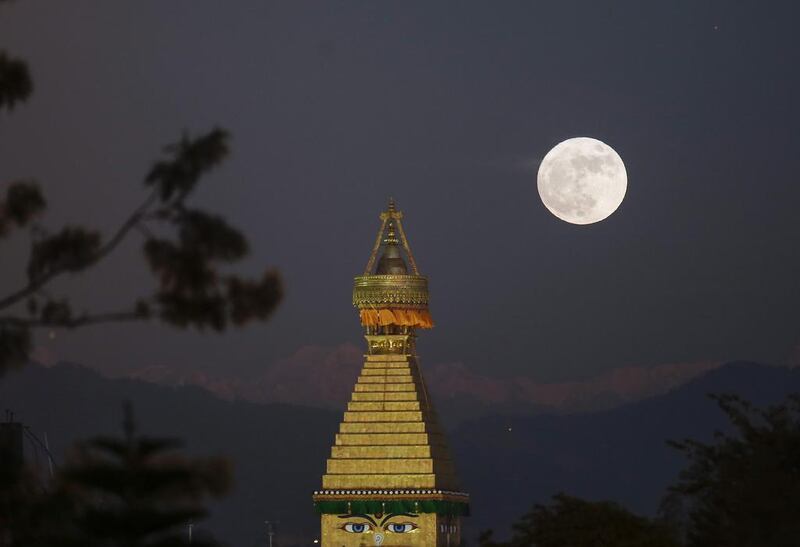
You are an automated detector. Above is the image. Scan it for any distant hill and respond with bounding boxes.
[1,361,798,545]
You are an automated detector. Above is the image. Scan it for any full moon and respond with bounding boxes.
[537,137,627,225]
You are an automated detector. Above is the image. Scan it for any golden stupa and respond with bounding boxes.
[313,200,469,546]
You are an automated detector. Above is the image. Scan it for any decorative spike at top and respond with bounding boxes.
[353,199,433,333]
[363,197,419,275]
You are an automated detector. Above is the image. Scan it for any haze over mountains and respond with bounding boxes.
[121,342,722,421]
[1,361,798,546]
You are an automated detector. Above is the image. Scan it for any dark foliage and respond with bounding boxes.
[0,4,270,546]
[0,325,30,372]
[178,210,247,261]
[0,363,342,545]
[474,392,800,547]
[479,493,679,547]
[226,272,283,326]
[0,180,46,235]
[6,405,230,546]
[140,155,282,332]
[0,51,32,111]
[145,129,229,203]
[0,0,33,112]
[26,226,102,280]
[0,1,282,372]
[0,127,283,371]
[668,394,800,547]
[1,64,282,371]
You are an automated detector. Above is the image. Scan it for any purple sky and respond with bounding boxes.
[2,1,799,387]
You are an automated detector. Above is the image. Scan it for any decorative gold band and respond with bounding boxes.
[353,274,429,308]
[313,489,469,503]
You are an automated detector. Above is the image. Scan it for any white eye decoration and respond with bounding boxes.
[387,523,418,533]
[342,522,371,533]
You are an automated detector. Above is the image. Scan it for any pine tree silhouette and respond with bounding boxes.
[9,404,230,547]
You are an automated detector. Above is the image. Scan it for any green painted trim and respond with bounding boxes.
[314,499,470,517]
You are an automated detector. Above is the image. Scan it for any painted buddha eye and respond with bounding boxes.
[342,522,371,533]
[387,522,418,533]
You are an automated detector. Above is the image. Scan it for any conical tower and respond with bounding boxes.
[313,200,469,546]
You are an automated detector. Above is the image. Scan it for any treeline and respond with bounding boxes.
[478,394,800,547]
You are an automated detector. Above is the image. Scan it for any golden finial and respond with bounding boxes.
[365,199,419,275]
[384,219,399,245]
[380,197,403,221]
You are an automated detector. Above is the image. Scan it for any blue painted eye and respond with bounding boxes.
[342,522,371,533]
[388,523,417,533]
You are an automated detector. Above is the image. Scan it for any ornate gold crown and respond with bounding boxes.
[353,199,433,329]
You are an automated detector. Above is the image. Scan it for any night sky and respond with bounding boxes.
[2,1,799,391]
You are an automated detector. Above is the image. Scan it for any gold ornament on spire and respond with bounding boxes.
[353,199,433,330]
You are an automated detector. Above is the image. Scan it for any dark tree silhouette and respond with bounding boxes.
[1,3,275,543]
[0,1,282,373]
[8,404,231,546]
[668,394,800,547]
[479,494,679,547]
[0,49,31,110]
[0,0,32,114]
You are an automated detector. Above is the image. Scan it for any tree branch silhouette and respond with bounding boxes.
[0,190,158,311]
[0,129,283,372]
[0,6,282,372]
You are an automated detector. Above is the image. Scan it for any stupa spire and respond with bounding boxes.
[313,201,468,546]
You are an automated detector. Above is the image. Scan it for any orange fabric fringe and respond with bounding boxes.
[359,308,434,329]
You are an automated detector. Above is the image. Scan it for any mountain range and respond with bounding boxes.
[1,361,798,545]
[121,342,722,420]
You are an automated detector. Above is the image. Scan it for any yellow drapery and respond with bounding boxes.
[359,308,434,329]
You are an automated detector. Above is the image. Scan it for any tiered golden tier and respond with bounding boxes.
[314,350,468,546]
[320,353,460,492]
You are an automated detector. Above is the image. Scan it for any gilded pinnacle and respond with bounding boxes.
[380,198,403,221]
[383,220,399,245]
